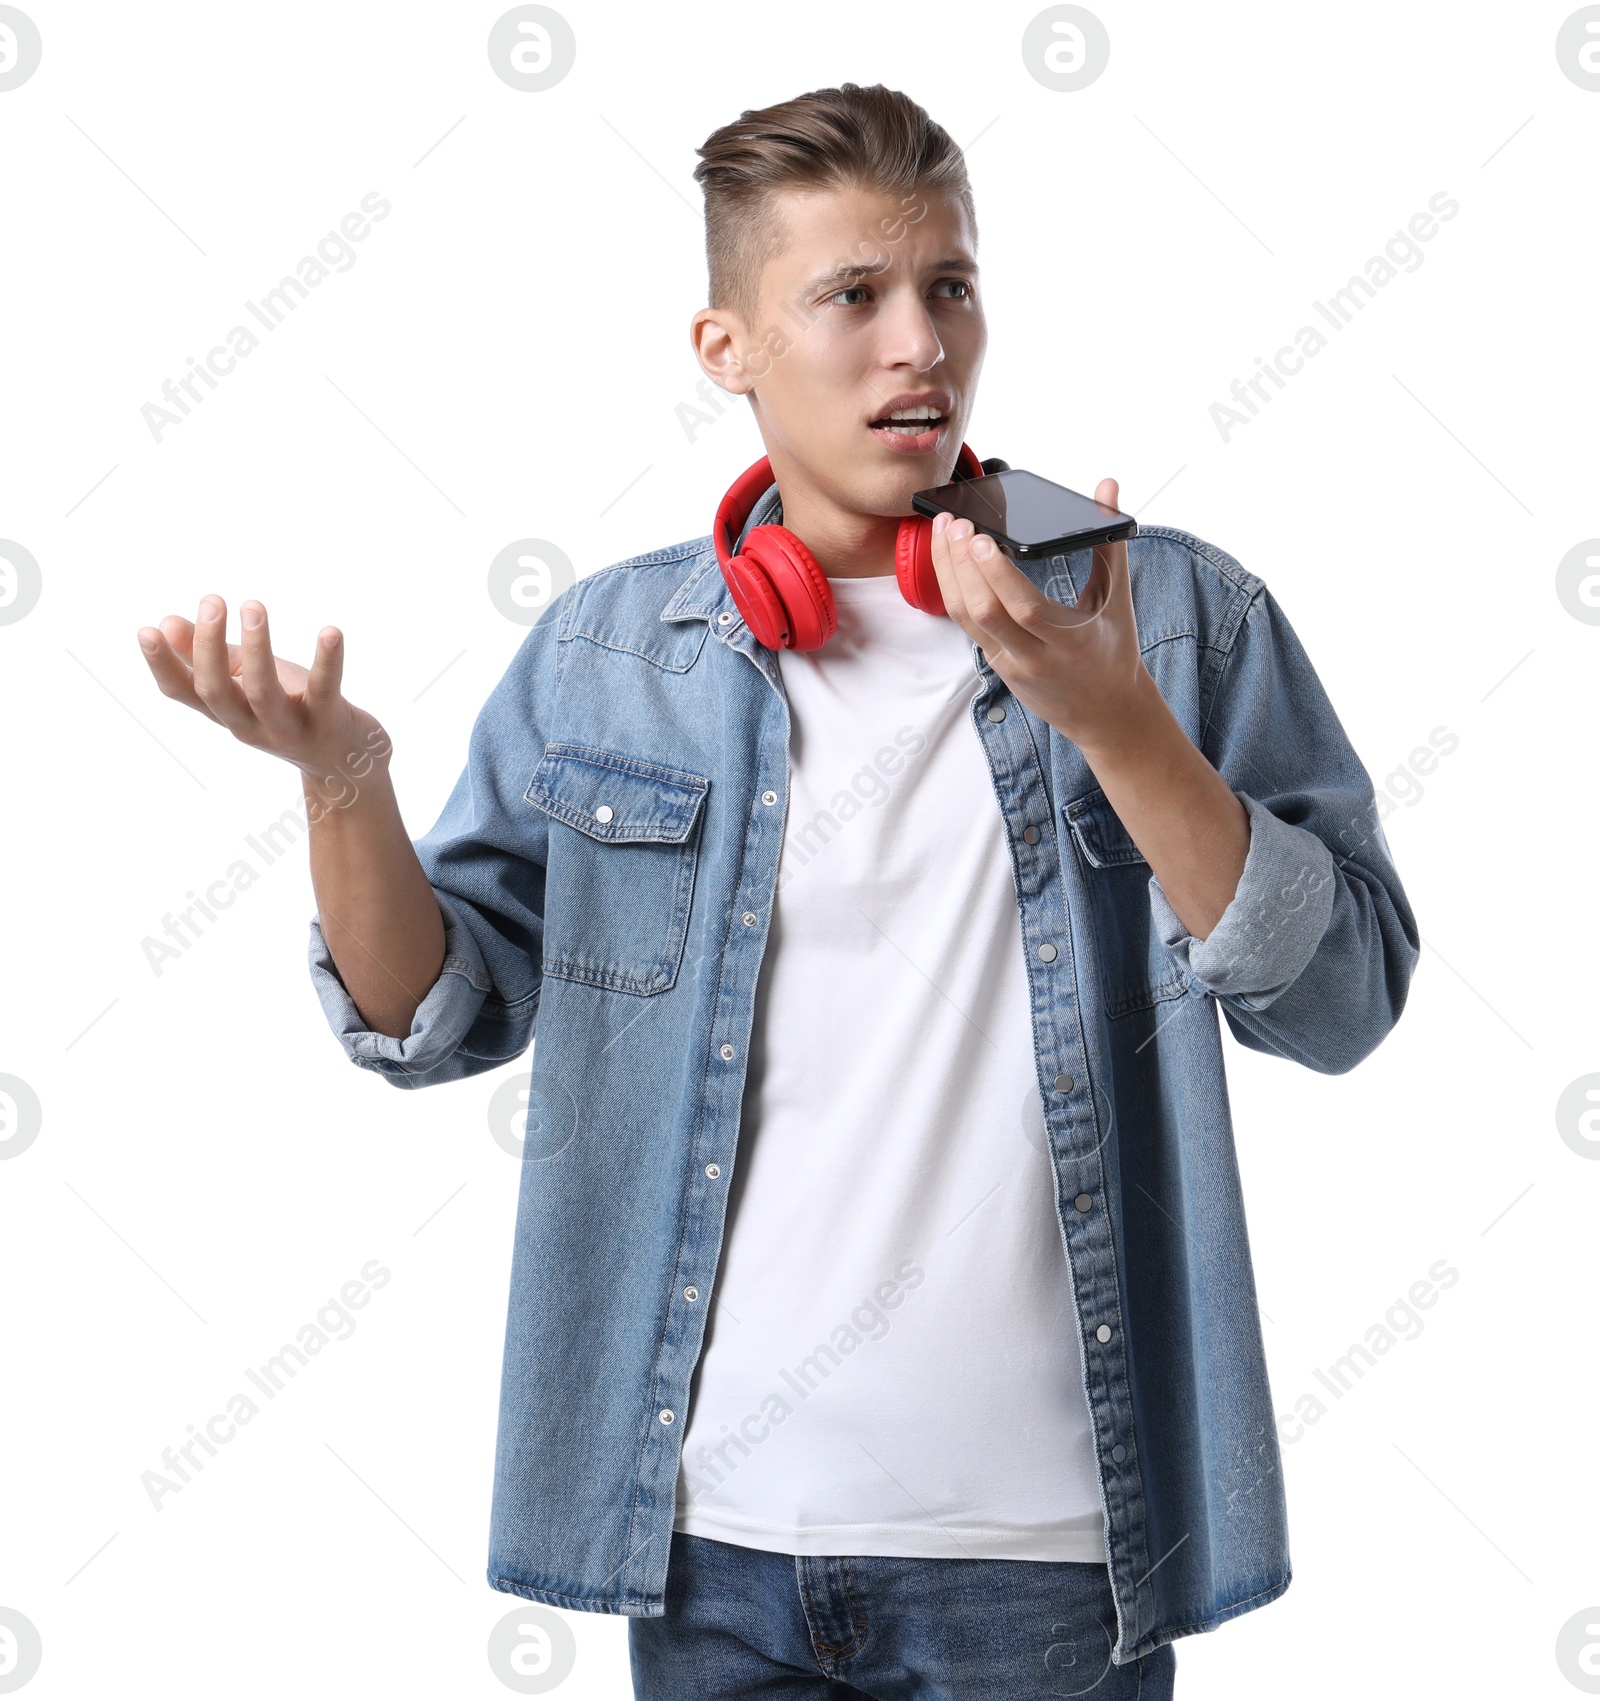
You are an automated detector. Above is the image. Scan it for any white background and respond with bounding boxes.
[1,1,1595,1696]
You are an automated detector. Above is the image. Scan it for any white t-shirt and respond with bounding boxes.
[672,570,1106,1563]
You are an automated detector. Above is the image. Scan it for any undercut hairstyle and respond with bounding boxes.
[692,83,976,331]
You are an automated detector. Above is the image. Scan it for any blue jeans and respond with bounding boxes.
[628,1531,1178,1699]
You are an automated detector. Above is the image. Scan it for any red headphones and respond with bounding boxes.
[712,442,988,652]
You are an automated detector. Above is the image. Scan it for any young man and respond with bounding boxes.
[138,84,1418,1701]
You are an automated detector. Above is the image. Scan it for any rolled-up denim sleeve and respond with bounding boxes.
[1148,789,1336,1010]
[307,893,495,1083]
[305,584,574,1091]
[1148,577,1420,1074]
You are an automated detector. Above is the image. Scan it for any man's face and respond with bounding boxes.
[695,182,986,522]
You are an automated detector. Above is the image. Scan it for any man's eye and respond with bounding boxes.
[826,281,972,306]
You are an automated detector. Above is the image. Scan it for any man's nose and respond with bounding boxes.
[877,293,945,370]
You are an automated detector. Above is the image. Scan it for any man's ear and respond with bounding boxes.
[690,307,754,398]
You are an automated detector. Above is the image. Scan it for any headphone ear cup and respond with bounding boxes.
[738,523,838,651]
[895,516,947,616]
[721,549,791,652]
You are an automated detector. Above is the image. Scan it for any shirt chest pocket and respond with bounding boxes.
[525,744,710,996]
[1063,788,1190,1018]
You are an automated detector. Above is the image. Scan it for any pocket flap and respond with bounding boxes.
[1063,788,1148,869]
[526,744,709,844]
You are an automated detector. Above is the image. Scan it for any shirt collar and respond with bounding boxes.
[658,479,784,631]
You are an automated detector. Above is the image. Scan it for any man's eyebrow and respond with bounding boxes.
[801,255,979,292]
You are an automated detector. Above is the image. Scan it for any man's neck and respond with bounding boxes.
[773,486,903,580]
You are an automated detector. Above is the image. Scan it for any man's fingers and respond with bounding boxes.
[238,601,294,731]
[1088,476,1135,622]
[968,534,1056,651]
[189,595,255,733]
[305,625,345,708]
[1076,549,1116,622]
[943,518,1052,657]
[137,624,224,723]
[161,612,251,674]
[158,613,196,659]
[929,513,971,627]
[1062,477,1126,628]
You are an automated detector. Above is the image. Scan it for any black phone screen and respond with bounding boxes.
[911,468,1135,557]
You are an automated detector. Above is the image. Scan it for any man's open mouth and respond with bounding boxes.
[867,392,952,441]
[869,405,948,435]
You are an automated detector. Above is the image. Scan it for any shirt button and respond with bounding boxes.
[1074,1193,1092,1212]
[986,704,1006,722]
[1096,1324,1112,1343]
[659,1409,675,1424]
[761,790,778,806]
[741,911,757,926]
[1022,825,1039,844]
[718,611,734,624]
[1111,1444,1126,1463]
[1037,942,1058,962]
[594,804,614,823]
[1053,1073,1074,1092]
[684,1286,699,1302]
[705,1163,721,1179]
[719,1043,735,1060]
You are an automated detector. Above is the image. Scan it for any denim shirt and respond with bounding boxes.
[307,479,1419,1665]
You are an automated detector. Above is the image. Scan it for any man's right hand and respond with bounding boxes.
[137,595,390,800]
[137,594,445,1040]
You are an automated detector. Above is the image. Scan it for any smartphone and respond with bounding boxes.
[911,468,1137,561]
